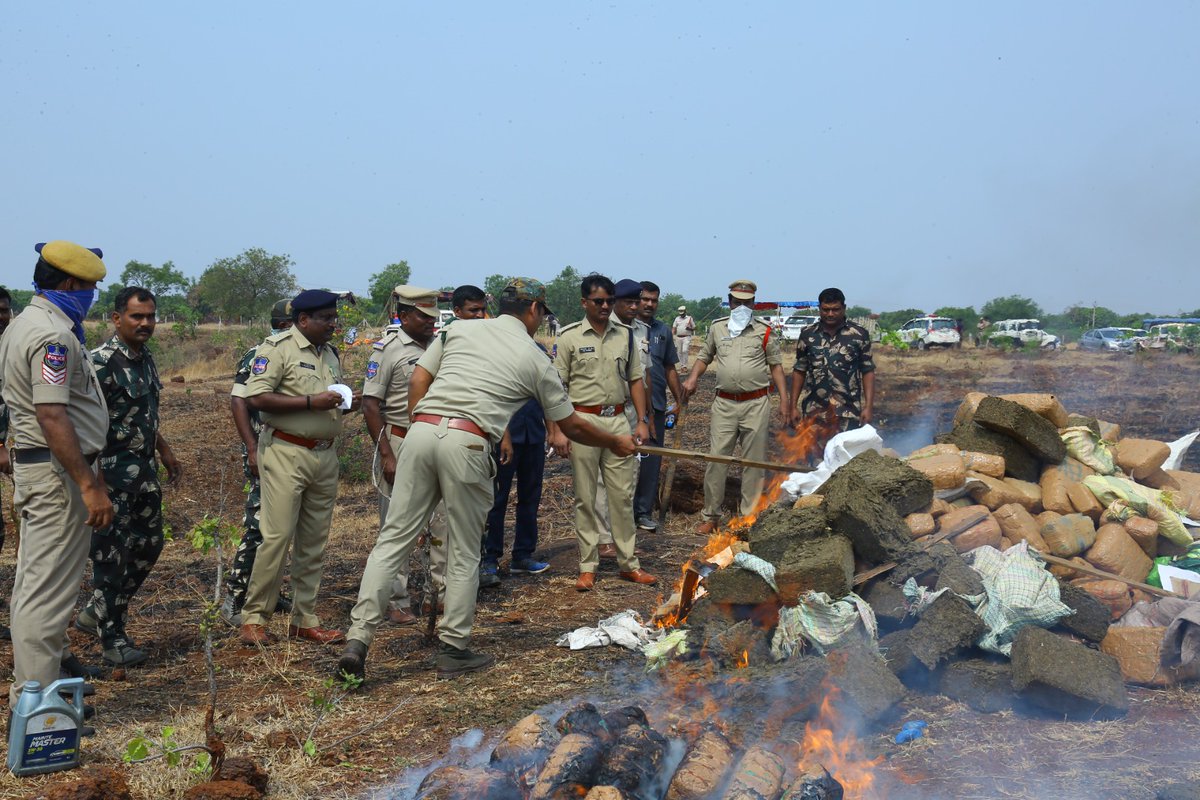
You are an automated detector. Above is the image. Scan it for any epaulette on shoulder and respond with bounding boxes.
[264,330,291,346]
[612,319,632,331]
[712,315,730,324]
[372,331,398,351]
[557,321,583,334]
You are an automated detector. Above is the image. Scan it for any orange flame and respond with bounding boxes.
[735,649,750,669]
[793,689,883,800]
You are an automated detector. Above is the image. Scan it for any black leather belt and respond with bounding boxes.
[12,447,98,465]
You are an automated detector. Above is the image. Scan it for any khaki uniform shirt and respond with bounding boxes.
[696,316,782,393]
[672,315,695,337]
[362,328,426,429]
[554,318,643,407]
[0,296,108,453]
[621,319,651,428]
[243,327,343,440]
[413,314,573,441]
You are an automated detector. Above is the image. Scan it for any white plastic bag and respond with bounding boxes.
[781,424,883,498]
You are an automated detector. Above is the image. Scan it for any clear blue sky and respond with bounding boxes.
[3,3,1197,314]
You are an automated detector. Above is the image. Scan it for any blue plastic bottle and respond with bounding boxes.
[7,678,85,776]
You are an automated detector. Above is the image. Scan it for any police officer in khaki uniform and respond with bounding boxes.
[682,279,791,534]
[0,241,114,709]
[337,278,638,682]
[550,275,656,591]
[239,289,360,646]
[363,285,446,626]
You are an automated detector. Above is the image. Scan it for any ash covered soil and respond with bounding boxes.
[2,346,1199,799]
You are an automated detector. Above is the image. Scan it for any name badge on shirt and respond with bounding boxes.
[299,362,316,370]
[579,346,596,354]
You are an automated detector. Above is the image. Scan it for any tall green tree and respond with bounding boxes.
[545,266,584,324]
[120,260,189,296]
[981,295,1043,322]
[484,273,513,301]
[194,248,299,320]
[366,261,412,314]
[846,305,872,319]
[877,308,927,330]
[934,305,978,331]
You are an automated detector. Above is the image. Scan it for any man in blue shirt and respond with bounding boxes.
[633,281,683,530]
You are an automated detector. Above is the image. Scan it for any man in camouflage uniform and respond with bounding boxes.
[221,299,294,626]
[76,287,182,666]
[789,286,875,436]
[682,279,791,534]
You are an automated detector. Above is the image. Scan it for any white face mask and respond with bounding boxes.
[728,304,753,336]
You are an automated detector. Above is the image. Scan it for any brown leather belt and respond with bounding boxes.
[716,387,770,402]
[389,424,407,439]
[272,430,335,450]
[411,413,489,440]
[573,403,625,417]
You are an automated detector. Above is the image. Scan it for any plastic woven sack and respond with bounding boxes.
[1061,427,1117,475]
[967,542,1073,655]
[1084,474,1192,546]
[770,592,877,660]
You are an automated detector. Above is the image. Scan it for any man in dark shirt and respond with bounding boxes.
[632,281,682,531]
[789,287,875,434]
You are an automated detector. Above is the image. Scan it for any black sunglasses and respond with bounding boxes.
[587,297,615,306]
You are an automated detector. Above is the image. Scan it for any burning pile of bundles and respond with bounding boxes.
[418,703,845,800]
[676,391,1200,724]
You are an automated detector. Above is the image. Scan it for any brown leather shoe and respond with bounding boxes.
[696,520,718,535]
[288,625,346,644]
[575,572,596,592]
[619,569,658,586]
[239,624,273,646]
[387,608,418,626]
[598,543,618,559]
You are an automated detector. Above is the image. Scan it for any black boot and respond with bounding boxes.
[336,640,368,683]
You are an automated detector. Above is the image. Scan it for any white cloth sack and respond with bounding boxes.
[556,610,662,651]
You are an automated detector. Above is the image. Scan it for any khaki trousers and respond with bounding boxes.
[242,431,339,628]
[347,420,494,649]
[674,336,692,369]
[8,459,93,707]
[569,414,638,573]
[703,394,771,520]
[379,430,447,611]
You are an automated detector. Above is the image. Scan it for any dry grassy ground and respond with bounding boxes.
[1,337,1199,798]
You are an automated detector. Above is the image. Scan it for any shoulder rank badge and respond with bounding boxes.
[251,356,270,375]
[366,360,380,379]
[42,342,68,385]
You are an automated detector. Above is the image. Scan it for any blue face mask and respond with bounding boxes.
[37,285,98,344]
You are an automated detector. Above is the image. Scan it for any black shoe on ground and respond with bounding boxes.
[336,640,368,683]
[0,624,10,641]
[478,562,501,589]
[57,680,95,698]
[83,704,94,721]
[436,643,495,679]
[274,594,293,614]
[61,653,102,680]
[81,725,96,737]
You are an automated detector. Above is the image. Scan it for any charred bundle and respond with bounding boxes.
[416,703,844,800]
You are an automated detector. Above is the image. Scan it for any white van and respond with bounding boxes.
[988,319,1059,349]
[897,316,961,350]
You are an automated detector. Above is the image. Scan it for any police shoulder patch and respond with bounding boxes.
[366,360,380,379]
[251,356,270,375]
[42,342,68,385]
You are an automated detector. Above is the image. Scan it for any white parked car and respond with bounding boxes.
[897,316,961,350]
[780,314,819,340]
[988,319,1059,349]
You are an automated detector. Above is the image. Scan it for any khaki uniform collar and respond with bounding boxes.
[30,294,72,326]
[290,326,322,353]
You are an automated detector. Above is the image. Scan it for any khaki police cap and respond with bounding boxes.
[728,279,757,300]
[394,285,440,318]
[35,241,107,282]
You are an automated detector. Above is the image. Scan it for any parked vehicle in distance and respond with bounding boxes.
[1079,327,1138,352]
[780,314,819,340]
[896,316,961,350]
[1146,323,1200,353]
[988,319,1059,349]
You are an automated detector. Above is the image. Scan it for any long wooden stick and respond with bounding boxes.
[657,405,685,527]
[1035,551,1182,599]
[636,444,813,475]
[852,511,989,586]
